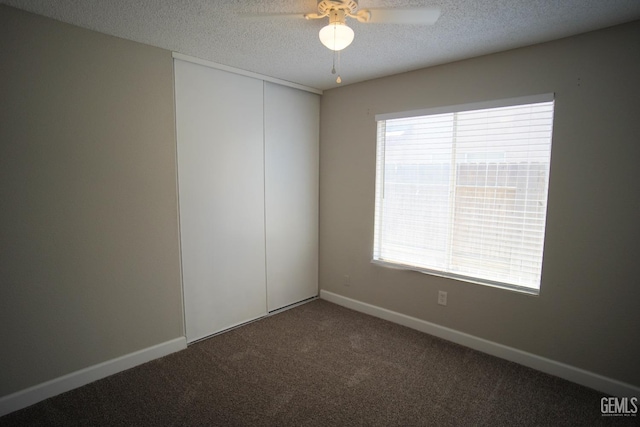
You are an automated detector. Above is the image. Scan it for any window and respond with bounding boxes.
[373,94,555,294]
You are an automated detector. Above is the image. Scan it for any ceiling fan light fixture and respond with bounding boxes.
[318,10,354,51]
[319,23,354,50]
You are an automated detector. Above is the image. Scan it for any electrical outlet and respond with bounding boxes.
[438,290,447,306]
[343,275,350,286]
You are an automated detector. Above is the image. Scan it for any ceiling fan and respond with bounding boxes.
[249,1,441,83]
[304,1,441,50]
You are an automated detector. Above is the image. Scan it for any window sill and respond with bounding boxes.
[371,259,540,296]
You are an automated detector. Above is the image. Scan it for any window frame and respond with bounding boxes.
[372,94,555,295]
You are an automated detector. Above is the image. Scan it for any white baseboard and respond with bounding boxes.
[320,290,639,398]
[0,337,187,417]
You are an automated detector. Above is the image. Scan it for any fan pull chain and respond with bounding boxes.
[331,50,336,75]
[336,50,342,84]
[331,48,342,84]
[329,23,342,84]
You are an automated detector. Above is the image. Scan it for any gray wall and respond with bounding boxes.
[0,6,183,396]
[319,20,640,387]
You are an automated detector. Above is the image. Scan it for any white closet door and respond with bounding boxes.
[175,59,267,342]
[264,82,319,311]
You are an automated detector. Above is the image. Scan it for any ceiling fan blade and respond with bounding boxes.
[363,7,441,25]
[239,12,306,21]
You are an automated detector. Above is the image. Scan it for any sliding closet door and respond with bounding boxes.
[175,59,267,342]
[264,82,319,311]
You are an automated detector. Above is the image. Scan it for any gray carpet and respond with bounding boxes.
[0,299,631,426]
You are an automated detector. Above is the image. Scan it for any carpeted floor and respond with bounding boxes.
[0,299,632,426]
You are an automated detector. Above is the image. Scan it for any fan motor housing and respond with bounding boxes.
[317,0,359,14]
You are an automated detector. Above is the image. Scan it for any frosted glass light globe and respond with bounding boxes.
[319,23,354,51]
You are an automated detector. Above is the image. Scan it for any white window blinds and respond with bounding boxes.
[373,95,555,293]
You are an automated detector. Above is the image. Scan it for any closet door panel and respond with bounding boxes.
[264,82,319,311]
[175,59,267,342]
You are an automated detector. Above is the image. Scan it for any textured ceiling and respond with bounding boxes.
[3,0,640,91]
